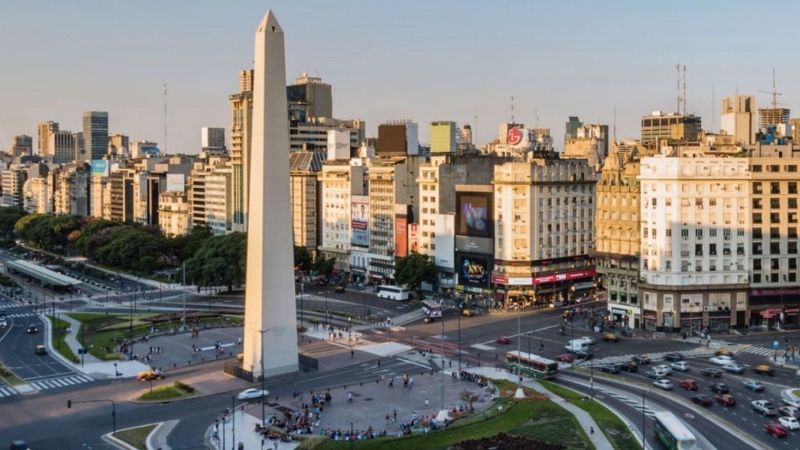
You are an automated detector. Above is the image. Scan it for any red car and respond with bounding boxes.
[764,423,789,438]
[716,394,736,407]
[555,353,575,363]
[496,336,511,345]
[679,379,699,391]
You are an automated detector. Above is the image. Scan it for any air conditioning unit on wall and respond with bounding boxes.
[702,306,711,312]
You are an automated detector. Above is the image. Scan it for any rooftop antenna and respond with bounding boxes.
[676,63,681,113]
[757,68,782,109]
[613,106,617,140]
[511,95,515,124]
[535,108,539,128]
[682,65,687,115]
[163,83,168,155]
[474,114,478,148]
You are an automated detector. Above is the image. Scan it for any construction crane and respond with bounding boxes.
[757,67,782,109]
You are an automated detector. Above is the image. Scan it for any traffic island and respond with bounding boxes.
[137,381,199,401]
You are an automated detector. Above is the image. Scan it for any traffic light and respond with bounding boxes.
[67,400,72,408]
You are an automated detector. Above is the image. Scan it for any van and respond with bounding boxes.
[565,339,589,353]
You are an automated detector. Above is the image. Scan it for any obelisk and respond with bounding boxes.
[242,9,298,379]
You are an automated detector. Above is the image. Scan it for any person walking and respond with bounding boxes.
[424,398,429,408]
[590,426,594,436]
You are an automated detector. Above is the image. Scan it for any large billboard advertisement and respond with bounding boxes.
[458,255,490,288]
[351,195,369,247]
[434,214,455,269]
[456,192,491,238]
[408,223,419,254]
[327,129,350,160]
[166,173,185,193]
[377,124,406,154]
[90,160,109,178]
[395,216,408,257]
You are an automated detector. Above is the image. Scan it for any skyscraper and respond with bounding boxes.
[82,111,109,161]
[230,69,254,233]
[38,121,59,155]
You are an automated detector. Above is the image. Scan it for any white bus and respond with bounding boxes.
[422,300,443,318]
[652,411,697,450]
[376,286,410,301]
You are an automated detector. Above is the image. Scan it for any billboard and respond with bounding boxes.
[351,195,369,247]
[395,216,408,257]
[434,213,455,269]
[507,127,535,151]
[458,255,489,287]
[327,129,350,160]
[90,160,109,178]
[166,173,185,193]
[377,124,406,154]
[456,192,491,238]
[408,223,419,253]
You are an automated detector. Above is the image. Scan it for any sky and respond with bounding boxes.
[2,0,800,155]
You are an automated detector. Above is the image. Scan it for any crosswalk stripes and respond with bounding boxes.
[740,346,775,357]
[0,386,16,397]
[574,349,715,368]
[3,313,35,319]
[595,388,656,419]
[29,375,93,391]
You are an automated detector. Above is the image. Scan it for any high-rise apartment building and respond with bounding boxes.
[38,121,59,155]
[430,122,458,154]
[289,151,325,254]
[201,127,226,150]
[8,135,33,157]
[1,166,27,208]
[49,131,77,164]
[230,69,255,233]
[640,111,701,149]
[53,164,90,216]
[82,111,109,161]
[108,134,129,158]
[317,162,366,275]
[720,95,756,145]
[287,73,332,122]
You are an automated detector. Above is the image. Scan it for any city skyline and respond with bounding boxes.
[2,0,799,154]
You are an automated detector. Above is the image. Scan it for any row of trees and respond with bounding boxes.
[1,207,437,295]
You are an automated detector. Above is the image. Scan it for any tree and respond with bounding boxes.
[0,207,27,237]
[313,255,335,276]
[184,232,247,292]
[394,253,435,296]
[294,246,313,272]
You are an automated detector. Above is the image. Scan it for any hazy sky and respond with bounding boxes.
[2,1,799,154]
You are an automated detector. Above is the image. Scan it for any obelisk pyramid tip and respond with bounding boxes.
[257,9,283,34]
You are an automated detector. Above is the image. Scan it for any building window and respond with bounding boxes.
[753,182,763,194]
[771,182,781,194]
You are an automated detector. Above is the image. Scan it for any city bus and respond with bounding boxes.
[652,411,697,450]
[376,285,410,301]
[505,351,559,379]
[422,300,443,318]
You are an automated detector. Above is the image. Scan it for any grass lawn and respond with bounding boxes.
[539,380,640,450]
[0,363,25,386]
[138,381,198,400]
[311,392,588,450]
[50,316,79,363]
[115,424,157,450]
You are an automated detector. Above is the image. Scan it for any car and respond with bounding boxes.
[654,364,673,375]
[334,285,346,293]
[664,353,684,362]
[136,370,165,381]
[632,354,651,365]
[461,309,475,317]
[237,388,269,401]
[653,379,673,390]
[35,345,46,355]
[752,400,778,416]
[779,416,800,430]
[0,310,6,317]
[753,365,775,376]
[9,440,29,450]
[699,367,723,378]
[600,364,620,374]
[723,363,745,374]
[577,336,596,345]
[743,380,764,391]
[715,349,735,357]
[646,370,668,380]
[679,378,699,390]
[671,361,690,372]
[620,362,639,372]
[779,406,800,418]
[764,423,789,438]
[710,355,735,365]
[573,350,594,360]
[315,278,328,286]
[691,394,713,406]
[709,382,729,394]
[782,397,800,408]
[26,324,38,334]
[0,318,6,328]
[496,336,511,345]
[555,353,575,363]
[423,316,436,323]
[602,333,620,343]
[716,394,736,406]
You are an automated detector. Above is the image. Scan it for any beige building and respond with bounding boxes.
[158,191,190,237]
[640,111,701,149]
[492,158,596,306]
[229,69,254,233]
[189,156,231,235]
[108,134,129,158]
[317,161,366,272]
[1,166,27,208]
[52,164,90,216]
[23,175,52,214]
[38,121,59,156]
[8,135,33,158]
[562,123,609,171]
[289,151,325,254]
[720,95,756,145]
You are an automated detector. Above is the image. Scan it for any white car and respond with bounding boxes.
[654,364,673,375]
[723,363,745,374]
[653,379,673,390]
[671,361,690,372]
[577,336,596,345]
[710,355,734,365]
[0,319,6,328]
[782,397,800,408]
[237,388,269,401]
[779,416,800,430]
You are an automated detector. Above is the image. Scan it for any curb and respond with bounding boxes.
[147,419,179,450]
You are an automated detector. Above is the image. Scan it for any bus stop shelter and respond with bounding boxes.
[5,259,81,292]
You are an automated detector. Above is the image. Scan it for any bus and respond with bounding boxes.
[376,285,410,301]
[422,300,443,318]
[505,351,559,379]
[652,411,697,450]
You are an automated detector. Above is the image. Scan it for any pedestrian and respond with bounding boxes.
[351,349,354,358]
[377,359,381,367]
[393,409,397,422]
[590,426,594,435]
[425,398,429,408]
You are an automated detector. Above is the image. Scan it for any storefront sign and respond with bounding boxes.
[612,307,631,315]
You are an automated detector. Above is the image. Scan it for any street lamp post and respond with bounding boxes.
[223,395,236,450]
[257,328,274,427]
[300,281,304,330]
[642,390,649,449]
[440,318,445,411]
[457,303,462,372]
[590,348,598,400]
[67,399,116,435]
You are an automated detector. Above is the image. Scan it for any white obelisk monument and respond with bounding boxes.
[242,9,298,379]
